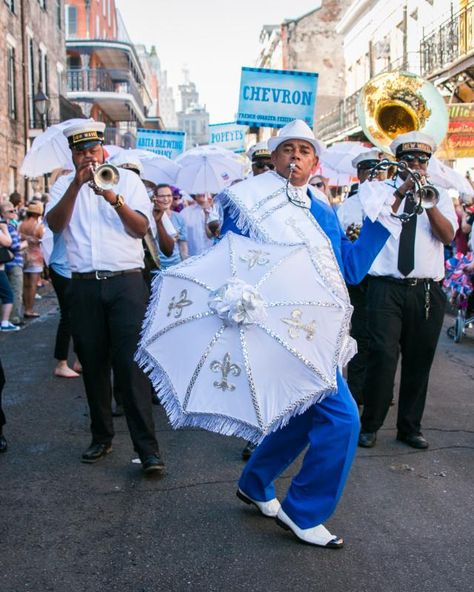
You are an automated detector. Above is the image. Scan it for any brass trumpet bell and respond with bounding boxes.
[93,163,120,190]
[357,71,449,152]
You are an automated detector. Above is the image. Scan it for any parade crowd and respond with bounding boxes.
[1,118,473,549]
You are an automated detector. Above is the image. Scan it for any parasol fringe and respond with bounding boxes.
[135,337,337,444]
[219,191,266,242]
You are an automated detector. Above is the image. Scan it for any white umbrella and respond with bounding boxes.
[175,145,244,194]
[136,232,352,443]
[20,118,95,177]
[428,157,474,197]
[320,142,375,176]
[109,147,180,185]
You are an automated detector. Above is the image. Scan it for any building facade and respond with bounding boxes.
[64,0,157,146]
[1,0,68,197]
[176,70,209,148]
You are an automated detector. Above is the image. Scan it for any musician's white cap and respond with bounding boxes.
[63,120,106,150]
[267,119,325,157]
[351,148,383,168]
[247,141,270,161]
[390,131,436,156]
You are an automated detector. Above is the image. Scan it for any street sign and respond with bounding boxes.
[236,67,318,129]
[136,129,186,159]
[209,122,247,153]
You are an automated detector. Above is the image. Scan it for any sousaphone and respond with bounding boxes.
[357,71,448,152]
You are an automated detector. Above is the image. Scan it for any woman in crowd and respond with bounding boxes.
[0,214,18,332]
[153,184,188,268]
[19,202,45,319]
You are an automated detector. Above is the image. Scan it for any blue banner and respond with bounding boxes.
[236,67,318,129]
[136,129,186,160]
[209,122,247,153]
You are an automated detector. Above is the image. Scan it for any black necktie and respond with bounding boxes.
[397,197,417,276]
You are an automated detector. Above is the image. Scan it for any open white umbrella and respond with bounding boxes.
[109,147,180,185]
[175,145,244,194]
[428,157,474,198]
[320,142,375,176]
[136,232,352,443]
[20,118,94,177]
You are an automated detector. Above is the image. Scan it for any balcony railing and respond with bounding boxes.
[421,1,474,77]
[66,68,146,117]
[315,89,360,143]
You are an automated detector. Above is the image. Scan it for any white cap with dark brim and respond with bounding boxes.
[390,131,436,156]
[63,120,106,149]
[351,148,383,168]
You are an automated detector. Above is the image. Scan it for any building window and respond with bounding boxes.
[38,0,46,9]
[9,167,17,194]
[96,15,100,37]
[39,48,49,95]
[4,0,15,12]
[28,37,35,126]
[56,0,62,28]
[65,4,77,37]
[7,45,17,120]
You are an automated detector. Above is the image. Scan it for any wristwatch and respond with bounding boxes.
[394,188,405,200]
[111,194,125,209]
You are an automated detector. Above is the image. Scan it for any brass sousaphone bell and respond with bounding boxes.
[357,71,449,219]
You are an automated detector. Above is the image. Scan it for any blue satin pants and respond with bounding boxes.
[238,372,360,529]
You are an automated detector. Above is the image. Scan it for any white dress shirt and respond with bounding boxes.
[47,167,153,272]
[337,192,364,231]
[180,203,216,256]
[366,179,457,280]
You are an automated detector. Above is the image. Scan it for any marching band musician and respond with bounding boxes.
[218,120,403,548]
[46,121,164,475]
[337,149,383,407]
[358,131,457,450]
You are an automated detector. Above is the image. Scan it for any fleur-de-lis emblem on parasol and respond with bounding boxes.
[210,352,241,391]
[281,309,316,341]
[240,249,271,270]
[167,289,193,318]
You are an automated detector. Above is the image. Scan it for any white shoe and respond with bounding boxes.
[236,488,281,518]
[276,508,344,549]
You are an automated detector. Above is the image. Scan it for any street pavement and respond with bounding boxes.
[0,288,473,592]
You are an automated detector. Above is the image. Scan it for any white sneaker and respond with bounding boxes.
[236,488,281,518]
[276,508,344,548]
[1,322,20,332]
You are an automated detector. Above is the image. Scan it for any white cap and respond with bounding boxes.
[247,141,270,161]
[63,120,106,148]
[267,120,325,156]
[390,131,436,156]
[351,149,383,168]
[110,151,143,175]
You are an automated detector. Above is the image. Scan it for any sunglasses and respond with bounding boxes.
[254,162,274,170]
[399,153,430,164]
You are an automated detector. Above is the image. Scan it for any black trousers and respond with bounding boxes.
[0,357,5,428]
[69,273,159,459]
[360,276,446,436]
[50,267,74,361]
[347,279,369,405]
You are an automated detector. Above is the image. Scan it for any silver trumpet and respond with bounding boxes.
[368,159,439,222]
[89,163,120,191]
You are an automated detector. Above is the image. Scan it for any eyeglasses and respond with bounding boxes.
[399,153,430,164]
[253,162,274,170]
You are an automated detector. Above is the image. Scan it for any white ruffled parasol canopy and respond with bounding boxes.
[136,232,353,443]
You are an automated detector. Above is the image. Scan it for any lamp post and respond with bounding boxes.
[33,84,51,190]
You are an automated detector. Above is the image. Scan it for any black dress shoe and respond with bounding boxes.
[396,432,429,449]
[358,431,377,448]
[142,454,165,475]
[0,435,7,453]
[81,442,112,463]
[241,441,256,460]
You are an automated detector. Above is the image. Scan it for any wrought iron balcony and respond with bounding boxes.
[421,1,474,78]
[66,68,146,118]
[315,90,360,143]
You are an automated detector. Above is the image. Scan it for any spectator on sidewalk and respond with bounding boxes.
[153,184,188,269]
[19,202,45,319]
[1,203,27,325]
[0,215,19,332]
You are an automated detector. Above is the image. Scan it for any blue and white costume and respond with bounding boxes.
[219,169,393,529]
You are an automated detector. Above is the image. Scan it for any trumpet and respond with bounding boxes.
[89,163,120,191]
[368,159,439,222]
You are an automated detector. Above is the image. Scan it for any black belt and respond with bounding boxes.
[369,276,437,287]
[71,268,142,280]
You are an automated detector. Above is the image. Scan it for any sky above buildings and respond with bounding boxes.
[115,0,322,124]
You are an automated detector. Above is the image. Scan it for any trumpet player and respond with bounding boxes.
[337,149,383,407]
[358,132,457,450]
[46,121,164,474]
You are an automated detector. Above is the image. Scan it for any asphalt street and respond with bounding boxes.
[0,289,473,592]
